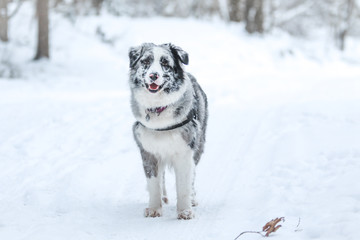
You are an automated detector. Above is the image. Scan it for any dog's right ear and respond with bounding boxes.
[128,46,143,68]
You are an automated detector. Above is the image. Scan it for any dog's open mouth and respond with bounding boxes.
[146,83,164,93]
[149,83,159,91]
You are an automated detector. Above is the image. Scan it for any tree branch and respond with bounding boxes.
[234,231,265,240]
[7,0,25,20]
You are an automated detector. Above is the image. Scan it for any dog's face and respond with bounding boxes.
[128,43,189,94]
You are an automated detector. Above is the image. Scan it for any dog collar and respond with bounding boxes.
[154,109,196,131]
[138,109,196,131]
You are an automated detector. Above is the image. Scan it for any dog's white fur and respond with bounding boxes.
[137,125,195,218]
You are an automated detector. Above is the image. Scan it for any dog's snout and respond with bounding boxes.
[149,73,159,81]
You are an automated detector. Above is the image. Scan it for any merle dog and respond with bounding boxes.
[128,43,208,220]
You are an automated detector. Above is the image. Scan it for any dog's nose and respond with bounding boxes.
[149,73,159,81]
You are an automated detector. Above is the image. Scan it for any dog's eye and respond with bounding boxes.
[142,59,150,65]
[161,61,170,70]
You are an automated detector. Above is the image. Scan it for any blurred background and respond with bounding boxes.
[1,1,360,240]
[1,0,360,68]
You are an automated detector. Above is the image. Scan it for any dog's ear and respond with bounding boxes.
[165,43,189,65]
[128,45,143,68]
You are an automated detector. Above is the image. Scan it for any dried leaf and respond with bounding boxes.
[262,217,285,237]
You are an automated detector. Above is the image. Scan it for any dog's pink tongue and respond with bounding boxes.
[150,83,158,90]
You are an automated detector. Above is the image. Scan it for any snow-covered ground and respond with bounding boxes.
[1,4,360,240]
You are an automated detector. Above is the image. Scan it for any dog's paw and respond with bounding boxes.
[177,209,194,220]
[144,208,162,218]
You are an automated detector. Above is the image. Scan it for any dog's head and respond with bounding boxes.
[128,43,189,94]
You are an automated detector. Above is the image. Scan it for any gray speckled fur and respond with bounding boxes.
[130,94,142,118]
[129,43,208,177]
[132,122,159,178]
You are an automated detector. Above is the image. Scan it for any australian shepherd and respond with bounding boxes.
[128,43,208,220]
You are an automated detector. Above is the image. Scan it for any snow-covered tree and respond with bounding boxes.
[320,0,358,50]
[265,0,360,50]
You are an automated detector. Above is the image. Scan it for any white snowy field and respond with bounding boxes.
[1,5,360,240]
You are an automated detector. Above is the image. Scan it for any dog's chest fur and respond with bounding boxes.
[135,125,190,160]
[133,91,194,160]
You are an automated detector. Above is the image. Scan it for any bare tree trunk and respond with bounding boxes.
[191,0,221,18]
[0,0,8,42]
[337,0,354,51]
[268,0,275,31]
[245,0,263,34]
[254,0,263,33]
[338,29,347,51]
[228,0,241,22]
[92,0,103,15]
[209,0,221,17]
[245,0,254,33]
[34,0,49,60]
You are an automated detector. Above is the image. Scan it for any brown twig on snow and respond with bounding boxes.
[262,217,285,237]
[294,217,303,232]
[234,231,265,240]
[234,217,285,239]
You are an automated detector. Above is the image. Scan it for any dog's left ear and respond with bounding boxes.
[128,45,143,68]
[164,43,189,65]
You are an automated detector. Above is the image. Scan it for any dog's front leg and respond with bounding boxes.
[145,175,163,217]
[141,150,163,217]
[174,151,195,220]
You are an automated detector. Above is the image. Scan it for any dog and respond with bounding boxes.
[128,43,208,220]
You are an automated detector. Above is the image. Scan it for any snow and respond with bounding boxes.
[1,4,360,240]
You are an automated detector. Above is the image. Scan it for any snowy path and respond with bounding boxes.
[1,14,360,240]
